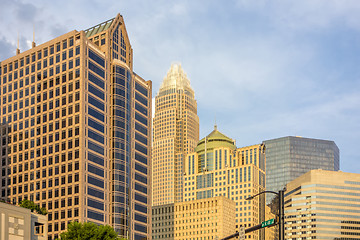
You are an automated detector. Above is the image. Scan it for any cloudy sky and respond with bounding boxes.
[1,0,360,173]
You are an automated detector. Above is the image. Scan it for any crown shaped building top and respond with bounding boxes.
[159,63,194,95]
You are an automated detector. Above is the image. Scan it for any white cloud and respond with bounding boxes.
[1,0,360,174]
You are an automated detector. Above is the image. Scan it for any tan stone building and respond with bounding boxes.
[152,64,199,206]
[284,169,360,239]
[152,196,235,240]
[0,14,152,240]
[183,126,266,240]
[0,201,48,240]
[264,205,276,240]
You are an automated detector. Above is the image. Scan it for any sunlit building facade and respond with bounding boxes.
[263,136,339,204]
[284,169,360,239]
[152,196,235,240]
[0,201,48,240]
[265,205,276,240]
[152,64,199,206]
[0,14,152,240]
[183,126,266,240]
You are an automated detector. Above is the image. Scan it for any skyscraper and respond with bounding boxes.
[263,136,339,204]
[0,14,152,240]
[152,64,199,206]
[183,126,266,240]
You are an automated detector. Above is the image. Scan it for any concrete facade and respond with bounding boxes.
[152,196,235,240]
[284,169,360,239]
[0,201,47,240]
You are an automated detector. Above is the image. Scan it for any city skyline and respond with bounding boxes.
[1,1,360,174]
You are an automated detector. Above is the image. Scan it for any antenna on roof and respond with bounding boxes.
[16,32,20,55]
[214,114,217,130]
[32,24,36,48]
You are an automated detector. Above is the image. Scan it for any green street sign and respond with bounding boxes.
[261,218,275,228]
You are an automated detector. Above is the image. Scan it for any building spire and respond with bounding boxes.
[16,32,20,55]
[214,115,217,130]
[159,63,194,95]
[32,24,36,48]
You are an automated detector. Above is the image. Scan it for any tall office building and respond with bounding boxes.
[284,169,360,239]
[0,14,152,240]
[263,136,339,204]
[183,126,266,240]
[152,64,199,206]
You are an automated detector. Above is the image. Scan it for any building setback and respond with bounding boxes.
[0,14,152,240]
[183,126,266,240]
[152,64,199,206]
[152,196,235,240]
[263,136,339,204]
[284,169,360,239]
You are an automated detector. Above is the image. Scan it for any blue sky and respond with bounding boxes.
[1,0,360,173]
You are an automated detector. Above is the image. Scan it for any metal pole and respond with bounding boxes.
[278,190,284,240]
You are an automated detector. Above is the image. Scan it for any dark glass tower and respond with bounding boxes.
[263,136,339,203]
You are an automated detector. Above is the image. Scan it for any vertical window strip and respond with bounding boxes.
[215,151,218,170]
[244,167,247,182]
[240,168,242,183]
[188,156,191,176]
[192,155,195,175]
[224,150,227,167]
[219,150,222,170]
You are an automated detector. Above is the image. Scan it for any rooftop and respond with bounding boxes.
[195,125,236,153]
[84,17,115,38]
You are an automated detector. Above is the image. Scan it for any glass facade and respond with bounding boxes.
[86,48,107,225]
[0,14,152,240]
[263,136,339,204]
[111,65,130,236]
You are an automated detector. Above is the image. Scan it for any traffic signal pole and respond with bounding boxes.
[221,189,285,240]
[220,221,276,240]
[279,190,285,240]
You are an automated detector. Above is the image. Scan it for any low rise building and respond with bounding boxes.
[0,201,47,240]
[284,169,360,239]
[152,196,235,240]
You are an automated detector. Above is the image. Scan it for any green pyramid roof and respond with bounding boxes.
[195,125,236,154]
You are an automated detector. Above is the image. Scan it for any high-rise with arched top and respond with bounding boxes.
[152,64,199,206]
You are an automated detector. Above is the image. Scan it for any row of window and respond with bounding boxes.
[2,161,79,182]
[1,38,77,74]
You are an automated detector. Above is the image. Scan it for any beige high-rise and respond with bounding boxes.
[183,126,266,240]
[152,64,199,206]
[0,14,152,240]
